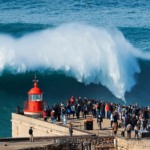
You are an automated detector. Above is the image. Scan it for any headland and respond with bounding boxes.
[1,79,150,150]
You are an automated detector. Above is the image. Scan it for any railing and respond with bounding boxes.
[23,101,28,110]
[23,100,47,111]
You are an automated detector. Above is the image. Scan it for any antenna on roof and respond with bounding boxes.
[33,74,39,83]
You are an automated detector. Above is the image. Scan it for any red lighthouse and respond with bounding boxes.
[24,77,44,117]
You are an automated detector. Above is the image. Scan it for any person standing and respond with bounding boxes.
[29,127,34,142]
[105,103,110,119]
[51,110,56,124]
[83,104,88,119]
[134,124,139,139]
[110,113,114,128]
[16,105,20,114]
[71,104,75,118]
[63,114,67,125]
[112,122,118,136]
[69,122,73,136]
[76,105,80,120]
[126,123,132,138]
[97,114,103,130]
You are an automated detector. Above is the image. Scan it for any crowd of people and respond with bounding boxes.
[42,96,150,138]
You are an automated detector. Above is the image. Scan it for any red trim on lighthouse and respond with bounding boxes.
[28,82,43,94]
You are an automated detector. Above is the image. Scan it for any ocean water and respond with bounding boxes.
[0,0,150,137]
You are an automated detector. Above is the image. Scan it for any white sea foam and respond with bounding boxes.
[1,23,148,100]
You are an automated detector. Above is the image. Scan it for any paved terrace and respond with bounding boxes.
[51,115,137,138]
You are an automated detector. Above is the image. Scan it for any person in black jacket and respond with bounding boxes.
[29,127,34,142]
[97,114,103,130]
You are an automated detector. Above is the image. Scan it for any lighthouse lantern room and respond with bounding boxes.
[24,77,44,117]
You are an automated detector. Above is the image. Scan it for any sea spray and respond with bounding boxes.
[0,23,147,100]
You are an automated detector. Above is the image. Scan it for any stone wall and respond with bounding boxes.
[116,137,150,150]
[11,113,89,137]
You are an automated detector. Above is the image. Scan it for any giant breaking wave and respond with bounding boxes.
[0,23,149,101]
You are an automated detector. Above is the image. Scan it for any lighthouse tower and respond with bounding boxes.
[24,77,44,117]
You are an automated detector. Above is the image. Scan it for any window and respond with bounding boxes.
[29,94,42,101]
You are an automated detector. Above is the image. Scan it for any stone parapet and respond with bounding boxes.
[116,137,150,150]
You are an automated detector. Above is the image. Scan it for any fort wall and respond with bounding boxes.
[11,113,89,137]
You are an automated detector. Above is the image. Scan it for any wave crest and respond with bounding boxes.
[0,23,146,100]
